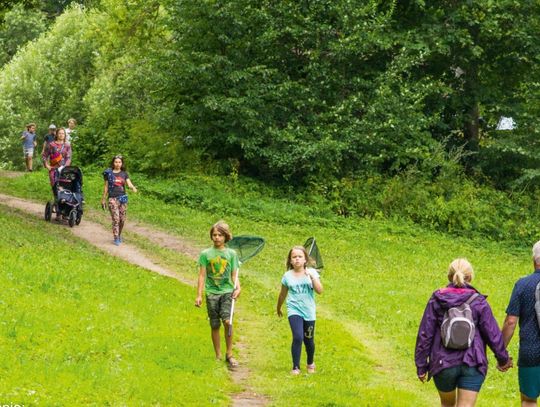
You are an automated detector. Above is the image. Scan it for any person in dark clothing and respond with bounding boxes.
[101,155,137,245]
[415,258,512,407]
[502,241,540,407]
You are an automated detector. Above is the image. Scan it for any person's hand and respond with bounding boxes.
[497,357,513,372]
[45,164,51,171]
[277,308,283,317]
[418,373,427,383]
[132,186,138,193]
[195,296,202,307]
[101,199,107,210]
[232,288,241,299]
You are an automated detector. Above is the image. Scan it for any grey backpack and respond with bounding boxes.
[534,283,540,326]
[441,293,479,350]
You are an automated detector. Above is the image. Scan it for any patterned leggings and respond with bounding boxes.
[108,198,127,239]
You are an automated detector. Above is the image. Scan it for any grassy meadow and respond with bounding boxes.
[0,169,532,406]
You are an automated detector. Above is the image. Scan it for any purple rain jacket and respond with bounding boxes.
[415,284,509,378]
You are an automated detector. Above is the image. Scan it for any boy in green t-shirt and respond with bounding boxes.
[195,221,241,368]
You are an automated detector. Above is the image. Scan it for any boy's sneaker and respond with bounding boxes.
[291,368,301,375]
[114,238,121,246]
[307,363,316,374]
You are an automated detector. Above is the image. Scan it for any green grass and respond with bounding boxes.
[0,169,530,406]
[0,205,235,405]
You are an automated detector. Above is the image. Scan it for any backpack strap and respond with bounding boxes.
[465,293,480,305]
[535,282,540,302]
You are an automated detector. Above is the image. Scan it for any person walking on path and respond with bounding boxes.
[276,245,323,375]
[41,124,56,156]
[21,123,37,171]
[415,258,512,407]
[101,155,137,246]
[42,127,71,196]
[195,221,241,369]
[65,118,77,143]
[502,241,540,407]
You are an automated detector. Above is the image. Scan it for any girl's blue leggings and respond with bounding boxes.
[288,315,315,369]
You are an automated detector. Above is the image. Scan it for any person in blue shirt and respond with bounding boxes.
[502,241,540,407]
[277,245,323,375]
[20,123,37,171]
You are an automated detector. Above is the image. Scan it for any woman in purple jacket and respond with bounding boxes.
[415,258,512,407]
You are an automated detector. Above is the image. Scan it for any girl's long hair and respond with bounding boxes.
[110,155,126,171]
[286,245,314,270]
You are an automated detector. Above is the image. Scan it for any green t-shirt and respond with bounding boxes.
[198,247,239,295]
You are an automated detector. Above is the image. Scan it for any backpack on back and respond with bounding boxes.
[441,293,479,350]
[535,282,540,328]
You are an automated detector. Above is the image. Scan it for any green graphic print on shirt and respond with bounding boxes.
[198,247,239,295]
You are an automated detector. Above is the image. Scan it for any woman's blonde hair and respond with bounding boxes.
[448,258,474,287]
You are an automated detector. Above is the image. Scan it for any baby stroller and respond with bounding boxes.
[44,166,84,227]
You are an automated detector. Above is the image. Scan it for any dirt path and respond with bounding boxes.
[0,189,268,406]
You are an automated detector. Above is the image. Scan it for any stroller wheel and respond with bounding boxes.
[68,209,77,228]
[75,212,82,225]
[44,202,52,222]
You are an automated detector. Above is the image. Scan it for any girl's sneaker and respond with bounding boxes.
[114,238,121,246]
[291,368,301,375]
[307,363,316,374]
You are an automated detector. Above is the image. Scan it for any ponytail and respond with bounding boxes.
[448,258,473,287]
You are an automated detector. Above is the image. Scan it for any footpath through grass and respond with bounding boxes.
[0,169,531,406]
[0,205,236,405]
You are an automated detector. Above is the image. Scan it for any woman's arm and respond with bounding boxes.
[415,297,438,379]
[64,144,72,167]
[477,300,510,365]
[101,180,108,206]
[276,285,288,317]
[126,178,137,193]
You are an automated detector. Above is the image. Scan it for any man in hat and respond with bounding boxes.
[41,124,56,156]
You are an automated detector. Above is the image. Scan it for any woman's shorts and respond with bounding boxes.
[23,147,34,157]
[206,292,233,329]
[519,366,540,399]
[433,365,485,393]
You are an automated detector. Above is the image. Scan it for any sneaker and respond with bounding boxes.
[307,363,316,373]
[114,238,121,246]
[291,368,301,375]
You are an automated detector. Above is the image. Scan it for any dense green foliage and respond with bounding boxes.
[1,0,540,243]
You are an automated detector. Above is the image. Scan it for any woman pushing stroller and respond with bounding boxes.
[42,127,72,196]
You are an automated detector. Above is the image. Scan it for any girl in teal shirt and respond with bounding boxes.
[277,245,323,375]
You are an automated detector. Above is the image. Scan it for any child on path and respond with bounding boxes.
[195,221,241,368]
[101,155,137,246]
[21,123,37,171]
[277,245,323,375]
[415,258,512,407]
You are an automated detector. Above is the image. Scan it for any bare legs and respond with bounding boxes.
[438,389,478,407]
[211,320,233,360]
[521,393,538,407]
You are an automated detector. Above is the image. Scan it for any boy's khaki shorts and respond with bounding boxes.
[206,292,233,329]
